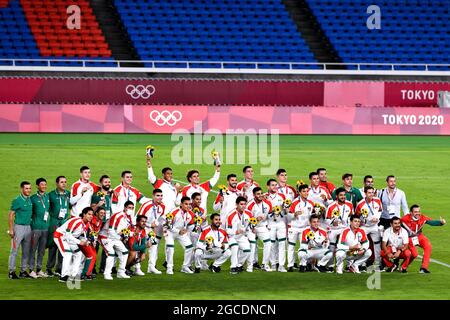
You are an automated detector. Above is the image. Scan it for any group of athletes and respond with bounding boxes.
[7,156,446,281]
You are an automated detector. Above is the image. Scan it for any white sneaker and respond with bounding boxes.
[278,267,287,273]
[264,265,272,272]
[271,265,277,272]
[134,269,145,276]
[147,266,162,274]
[29,271,38,279]
[167,268,174,275]
[37,270,48,278]
[104,274,113,280]
[246,267,253,273]
[181,266,194,274]
[117,272,130,279]
[349,265,360,274]
[336,266,343,274]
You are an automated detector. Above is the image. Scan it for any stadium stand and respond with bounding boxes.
[0,0,113,66]
[114,0,318,68]
[306,0,450,70]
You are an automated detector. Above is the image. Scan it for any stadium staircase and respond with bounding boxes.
[282,0,344,68]
[89,0,142,67]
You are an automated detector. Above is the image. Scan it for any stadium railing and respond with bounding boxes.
[0,58,449,76]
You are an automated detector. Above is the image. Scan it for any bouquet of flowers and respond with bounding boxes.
[96,191,105,198]
[306,231,315,241]
[313,202,325,216]
[211,150,221,166]
[273,205,282,216]
[205,235,214,250]
[332,209,340,218]
[146,145,156,158]
[360,208,369,218]
[296,180,306,191]
[148,229,158,245]
[120,227,132,241]
[218,184,229,196]
[283,198,292,209]
[249,217,258,229]
[88,230,99,243]
[193,216,203,233]
[165,213,174,228]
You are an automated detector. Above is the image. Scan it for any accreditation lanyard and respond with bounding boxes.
[152,205,158,221]
[56,190,68,209]
[123,186,132,201]
[238,212,245,228]
[338,203,346,219]
[365,199,375,217]
[181,210,188,227]
[37,192,48,211]
[387,188,397,206]
[212,227,221,242]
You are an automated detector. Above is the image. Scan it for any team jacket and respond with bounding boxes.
[226,209,254,237]
[266,192,286,223]
[289,197,315,229]
[354,197,382,227]
[70,179,99,216]
[136,199,165,230]
[236,180,259,201]
[101,211,132,241]
[299,226,329,250]
[246,198,272,228]
[307,185,332,207]
[337,227,370,251]
[277,184,298,202]
[87,216,104,243]
[213,188,243,218]
[197,226,229,251]
[325,200,353,230]
[401,213,432,237]
[54,217,87,245]
[179,182,211,213]
[167,208,195,234]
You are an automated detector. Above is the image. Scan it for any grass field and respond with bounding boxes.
[0,133,449,300]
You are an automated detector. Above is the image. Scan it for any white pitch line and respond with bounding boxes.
[418,255,450,269]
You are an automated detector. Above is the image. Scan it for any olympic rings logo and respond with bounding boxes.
[125,84,156,99]
[149,110,182,126]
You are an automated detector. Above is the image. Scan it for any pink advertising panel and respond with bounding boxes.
[1,104,449,135]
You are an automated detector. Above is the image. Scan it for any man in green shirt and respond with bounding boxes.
[332,173,363,208]
[91,174,112,221]
[8,181,33,279]
[46,175,71,277]
[29,178,50,278]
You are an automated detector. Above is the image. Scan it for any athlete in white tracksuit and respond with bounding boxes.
[287,185,314,270]
[298,215,333,272]
[246,187,272,272]
[265,179,287,272]
[226,197,254,273]
[213,174,243,227]
[135,189,165,274]
[99,203,133,280]
[54,208,93,280]
[354,186,382,267]
[194,213,231,271]
[335,216,372,274]
[163,197,195,274]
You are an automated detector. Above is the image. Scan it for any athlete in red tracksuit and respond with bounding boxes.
[401,204,446,273]
[79,208,105,279]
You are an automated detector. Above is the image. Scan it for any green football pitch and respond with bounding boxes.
[0,133,449,300]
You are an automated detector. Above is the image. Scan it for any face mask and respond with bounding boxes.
[126,209,134,216]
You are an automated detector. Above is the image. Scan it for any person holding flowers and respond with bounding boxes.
[99,201,133,280]
[213,173,242,226]
[287,184,315,272]
[163,197,195,275]
[298,214,332,273]
[194,213,231,273]
[354,186,383,270]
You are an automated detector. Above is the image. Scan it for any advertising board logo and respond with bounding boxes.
[126,84,156,99]
[150,110,182,126]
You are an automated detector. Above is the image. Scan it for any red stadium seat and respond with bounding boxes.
[20,0,112,58]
